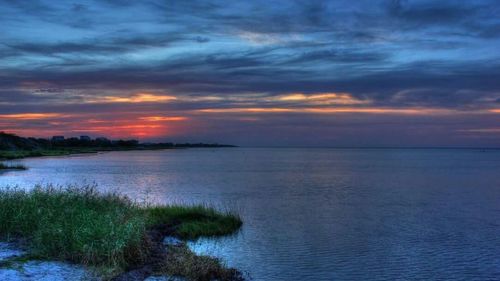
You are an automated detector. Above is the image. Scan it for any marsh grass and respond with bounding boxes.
[0,148,106,160]
[0,185,146,271]
[0,185,242,278]
[146,205,242,239]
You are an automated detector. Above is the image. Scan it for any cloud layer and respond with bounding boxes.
[1,0,500,146]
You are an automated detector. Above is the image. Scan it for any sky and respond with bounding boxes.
[1,0,500,147]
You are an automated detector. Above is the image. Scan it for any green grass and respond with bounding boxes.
[0,163,27,170]
[0,185,242,278]
[146,205,242,239]
[0,149,96,160]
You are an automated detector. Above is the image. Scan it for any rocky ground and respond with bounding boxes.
[0,242,98,281]
[0,241,186,281]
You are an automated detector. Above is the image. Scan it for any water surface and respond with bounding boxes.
[1,148,500,280]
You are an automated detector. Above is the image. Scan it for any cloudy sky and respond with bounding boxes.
[1,0,500,147]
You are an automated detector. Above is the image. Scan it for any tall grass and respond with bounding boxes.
[147,205,242,239]
[0,186,147,269]
[0,185,242,277]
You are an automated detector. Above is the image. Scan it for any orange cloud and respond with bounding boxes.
[0,113,64,120]
[139,116,187,122]
[94,93,177,103]
[196,107,454,115]
[1,112,189,139]
[275,92,369,105]
[68,115,193,139]
[199,108,293,113]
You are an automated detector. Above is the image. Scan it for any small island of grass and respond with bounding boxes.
[0,185,243,281]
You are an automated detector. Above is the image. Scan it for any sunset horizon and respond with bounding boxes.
[2,1,500,147]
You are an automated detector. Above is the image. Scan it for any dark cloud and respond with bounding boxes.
[388,0,476,24]
[286,49,389,64]
[3,34,186,56]
[71,3,88,12]
[5,42,125,55]
[1,56,499,110]
[195,36,210,43]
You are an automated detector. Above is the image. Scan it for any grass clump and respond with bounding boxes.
[146,205,242,239]
[0,185,242,279]
[0,162,27,170]
[160,244,243,281]
[0,185,147,272]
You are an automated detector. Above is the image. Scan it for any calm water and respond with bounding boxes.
[1,148,500,280]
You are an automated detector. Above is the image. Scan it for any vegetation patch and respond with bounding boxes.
[0,185,243,280]
[160,244,242,281]
[0,149,96,160]
[146,206,242,239]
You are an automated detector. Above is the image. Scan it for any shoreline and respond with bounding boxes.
[0,147,173,161]
[0,133,245,280]
[0,186,244,281]
[0,146,236,162]
[0,168,245,281]
[0,132,236,161]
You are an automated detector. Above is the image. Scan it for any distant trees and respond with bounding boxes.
[0,131,236,151]
[51,137,139,148]
[0,132,141,150]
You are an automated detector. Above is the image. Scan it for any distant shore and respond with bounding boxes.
[0,132,236,161]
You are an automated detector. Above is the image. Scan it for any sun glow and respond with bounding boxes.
[70,123,168,138]
[1,112,189,139]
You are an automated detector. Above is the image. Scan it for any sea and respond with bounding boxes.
[1,148,499,280]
